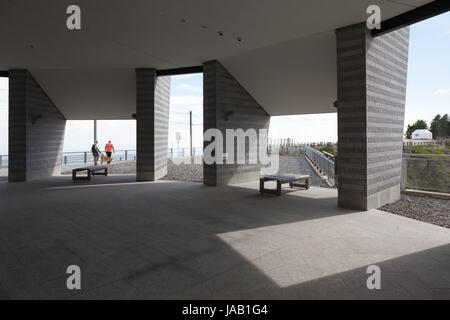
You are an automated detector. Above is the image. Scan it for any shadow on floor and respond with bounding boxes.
[0,176,449,299]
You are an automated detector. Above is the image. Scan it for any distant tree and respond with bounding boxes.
[405,119,428,139]
[442,114,450,137]
[430,114,440,138]
[430,114,449,139]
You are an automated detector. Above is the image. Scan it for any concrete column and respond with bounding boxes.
[336,24,409,210]
[8,71,27,182]
[8,70,66,182]
[203,60,270,186]
[135,69,171,181]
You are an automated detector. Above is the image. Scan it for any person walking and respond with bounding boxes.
[91,140,101,166]
[104,140,115,164]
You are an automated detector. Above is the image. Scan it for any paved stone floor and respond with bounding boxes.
[0,175,449,299]
[276,155,333,188]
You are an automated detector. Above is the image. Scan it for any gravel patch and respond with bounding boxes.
[165,157,203,182]
[61,159,203,182]
[60,155,331,187]
[379,194,450,228]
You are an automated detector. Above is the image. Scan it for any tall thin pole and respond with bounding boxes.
[189,110,193,157]
[94,120,97,142]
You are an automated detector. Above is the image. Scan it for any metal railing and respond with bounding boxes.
[403,139,438,147]
[61,148,203,166]
[61,150,138,166]
[1,148,204,167]
[268,142,337,156]
[305,146,335,183]
[167,147,203,158]
[268,144,304,155]
[401,153,450,194]
[0,154,7,168]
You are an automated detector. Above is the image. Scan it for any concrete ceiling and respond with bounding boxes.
[0,0,431,119]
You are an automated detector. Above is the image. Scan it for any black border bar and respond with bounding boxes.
[0,71,8,77]
[372,0,450,37]
[156,66,203,76]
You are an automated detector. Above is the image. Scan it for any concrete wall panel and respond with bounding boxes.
[136,69,171,181]
[336,24,409,210]
[8,70,66,182]
[203,61,270,186]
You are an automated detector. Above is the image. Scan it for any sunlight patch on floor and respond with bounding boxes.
[217,211,450,288]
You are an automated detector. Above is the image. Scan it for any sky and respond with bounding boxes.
[404,11,450,128]
[0,12,449,154]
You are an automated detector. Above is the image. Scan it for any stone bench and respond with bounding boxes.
[260,174,310,196]
[72,165,108,181]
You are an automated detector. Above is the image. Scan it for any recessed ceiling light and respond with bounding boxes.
[218,31,224,37]
[237,37,242,42]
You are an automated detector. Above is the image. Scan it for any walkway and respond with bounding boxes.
[0,176,449,299]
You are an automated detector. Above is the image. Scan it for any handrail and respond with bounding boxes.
[401,153,450,194]
[1,147,203,167]
[322,151,336,160]
[403,153,450,158]
[61,149,137,155]
[0,154,7,167]
[304,146,335,183]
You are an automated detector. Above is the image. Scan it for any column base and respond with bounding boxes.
[136,166,167,182]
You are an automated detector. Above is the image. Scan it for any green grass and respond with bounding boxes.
[404,145,450,155]
[314,146,337,156]
[406,158,450,193]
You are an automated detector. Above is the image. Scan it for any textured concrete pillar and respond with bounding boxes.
[8,70,66,182]
[336,24,409,210]
[203,61,270,186]
[136,69,171,181]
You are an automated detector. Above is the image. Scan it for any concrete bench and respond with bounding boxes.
[72,165,108,181]
[260,174,310,196]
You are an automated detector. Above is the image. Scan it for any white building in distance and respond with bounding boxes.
[412,129,433,140]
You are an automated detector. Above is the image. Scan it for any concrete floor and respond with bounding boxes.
[0,175,449,299]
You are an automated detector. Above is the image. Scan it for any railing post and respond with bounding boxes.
[125,150,128,161]
[64,156,67,165]
[0,155,2,167]
[84,152,87,164]
[401,157,408,191]
[334,156,338,187]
